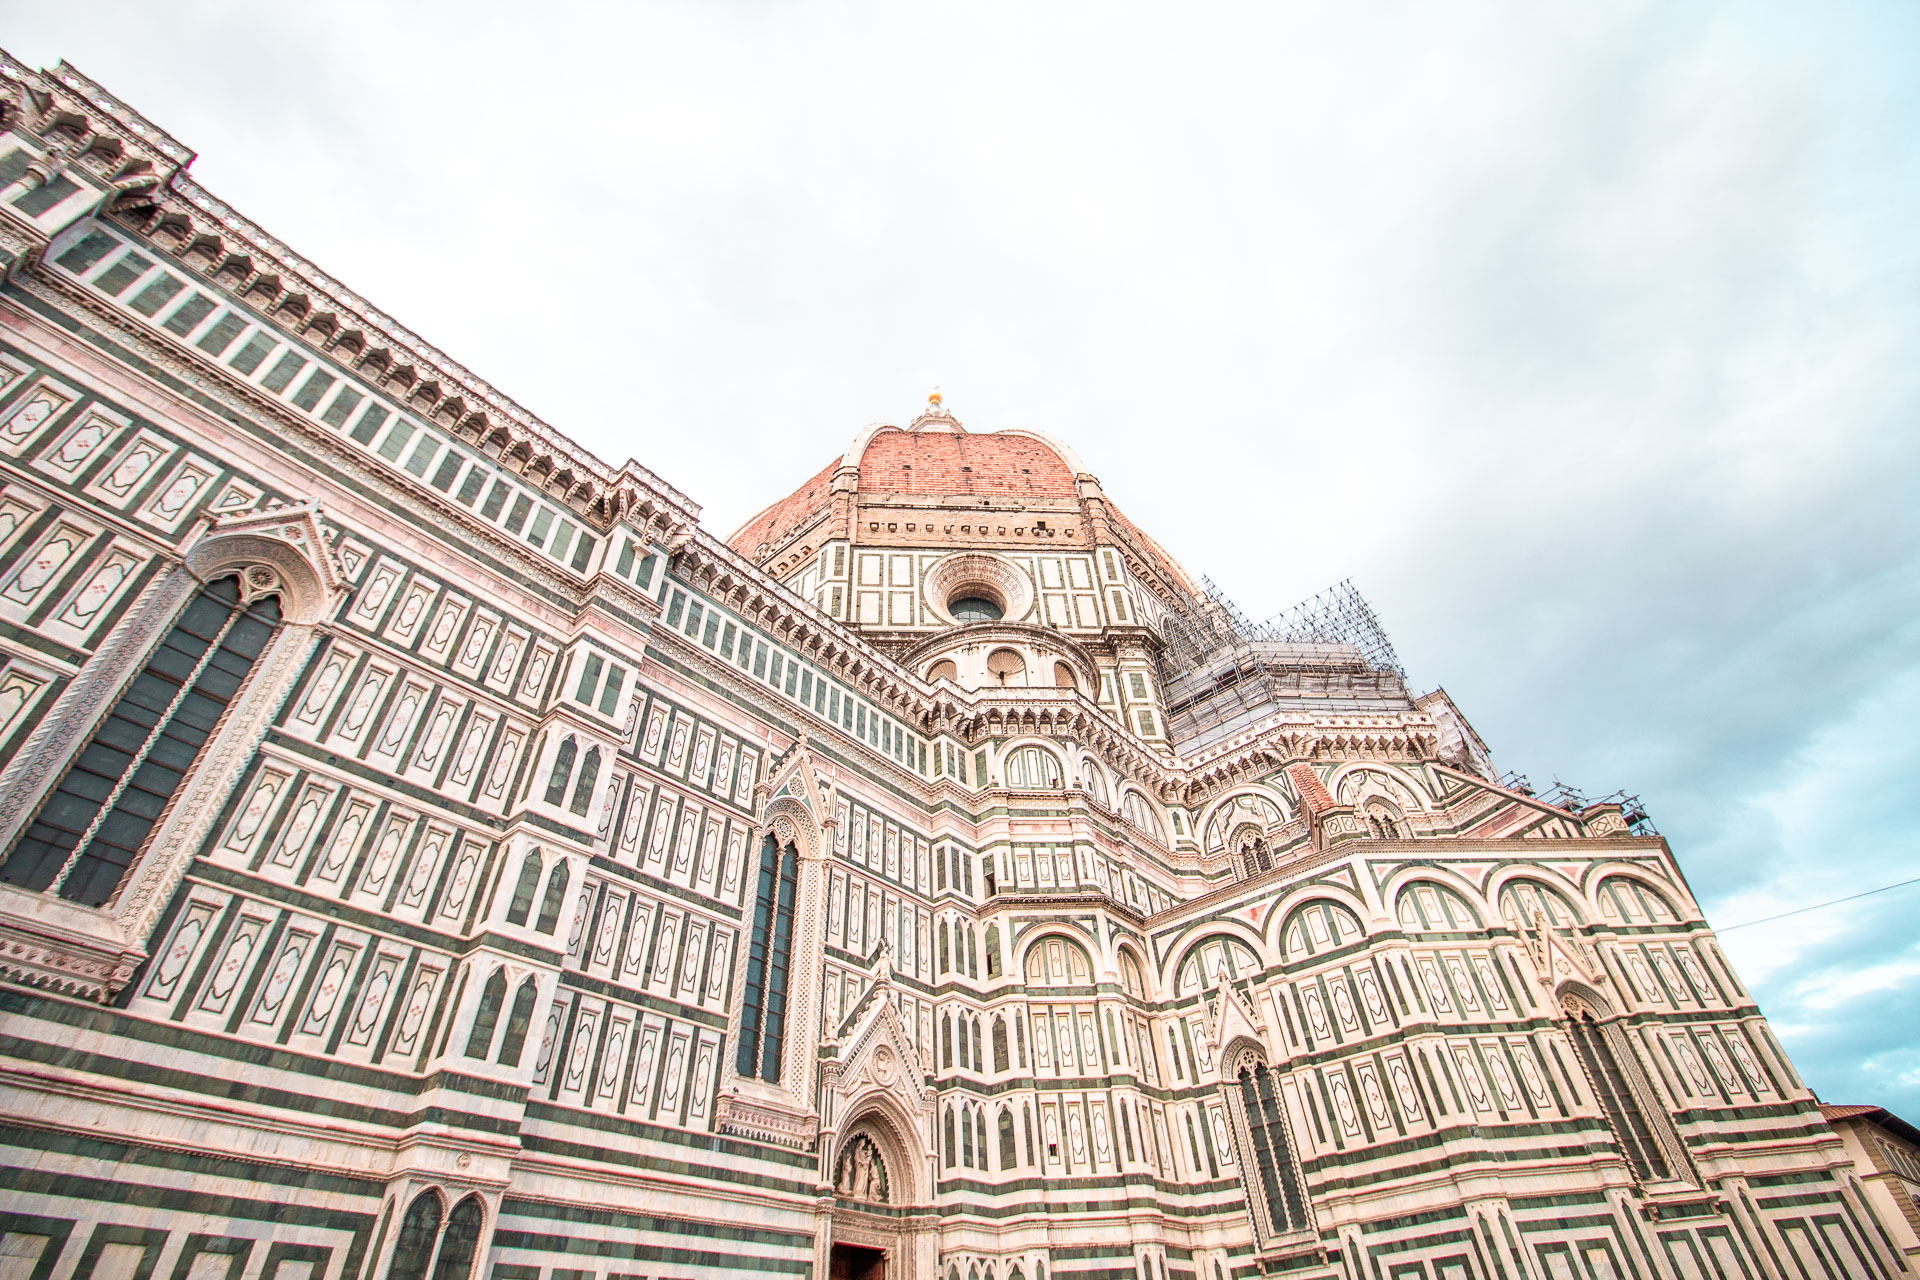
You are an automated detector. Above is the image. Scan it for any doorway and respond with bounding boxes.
[829,1243,886,1280]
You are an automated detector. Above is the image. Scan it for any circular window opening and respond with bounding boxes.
[987,648,1027,685]
[949,595,1004,623]
[927,659,958,683]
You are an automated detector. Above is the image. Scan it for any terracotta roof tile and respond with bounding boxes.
[728,456,839,556]
[857,428,1078,499]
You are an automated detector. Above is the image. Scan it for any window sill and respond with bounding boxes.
[0,882,145,1000]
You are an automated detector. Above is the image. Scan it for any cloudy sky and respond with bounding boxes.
[12,3,1918,1112]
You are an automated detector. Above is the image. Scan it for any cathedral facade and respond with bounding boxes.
[0,53,1905,1280]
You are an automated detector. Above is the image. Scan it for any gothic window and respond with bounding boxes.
[2,575,283,906]
[942,1012,954,1068]
[999,1106,1018,1167]
[504,849,542,926]
[939,919,951,973]
[1235,835,1273,880]
[429,1196,486,1280]
[961,1103,975,1167]
[986,925,1002,977]
[1081,762,1111,810]
[972,1017,983,1069]
[967,926,978,977]
[1223,1052,1310,1245]
[1119,790,1166,843]
[543,737,577,806]
[1004,745,1063,790]
[976,1108,989,1168]
[497,978,540,1066]
[533,861,569,935]
[1564,997,1685,1184]
[1119,950,1147,1000]
[993,1015,1010,1072]
[944,1105,957,1167]
[567,746,600,817]
[387,1191,444,1280]
[735,834,798,1081]
[465,969,506,1058]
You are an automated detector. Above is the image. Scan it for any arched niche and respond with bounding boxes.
[1022,933,1094,988]
[1394,880,1484,933]
[1173,933,1263,997]
[1278,898,1366,963]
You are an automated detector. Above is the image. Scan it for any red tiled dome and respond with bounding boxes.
[856,427,1078,501]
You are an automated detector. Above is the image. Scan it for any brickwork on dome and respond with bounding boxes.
[0,50,1900,1280]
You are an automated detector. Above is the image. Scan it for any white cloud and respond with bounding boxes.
[10,0,1920,1108]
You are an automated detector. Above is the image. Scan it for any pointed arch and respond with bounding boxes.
[387,1189,444,1280]
[429,1195,486,1280]
[465,968,506,1058]
[504,848,542,926]
[533,860,570,934]
[496,977,540,1066]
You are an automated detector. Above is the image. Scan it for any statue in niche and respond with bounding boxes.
[835,1132,889,1203]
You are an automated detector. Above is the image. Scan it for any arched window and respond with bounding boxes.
[999,1106,1018,1168]
[567,746,600,817]
[1224,1053,1310,1244]
[497,978,540,1066]
[985,924,1002,977]
[939,919,951,974]
[543,737,577,806]
[736,834,799,1081]
[1565,997,1685,1184]
[993,1015,1010,1072]
[976,1108,989,1169]
[1119,790,1166,842]
[504,849,542,926]
[1082,763,1111,809]
[387,1191,444,1280]
[465,968,506,1058]
[1119,950,1147,1000]
[533,861,569,934]
[1236,835,1273,880]
[961,1103,975,1167]
[972,1017,983,1070]
[2,576,283,905]
[1004,746,1063,790]
[967,927,978,977]
[942,1014,954,1069]
[944,1106,957,1167]
[429,1195,486,1280]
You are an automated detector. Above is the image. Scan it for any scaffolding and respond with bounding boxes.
[1156,577,1409,750]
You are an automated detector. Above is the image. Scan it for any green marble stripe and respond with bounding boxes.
[0,1126,382,1197]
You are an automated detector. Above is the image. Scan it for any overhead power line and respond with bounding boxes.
[1718,875,1920,932]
